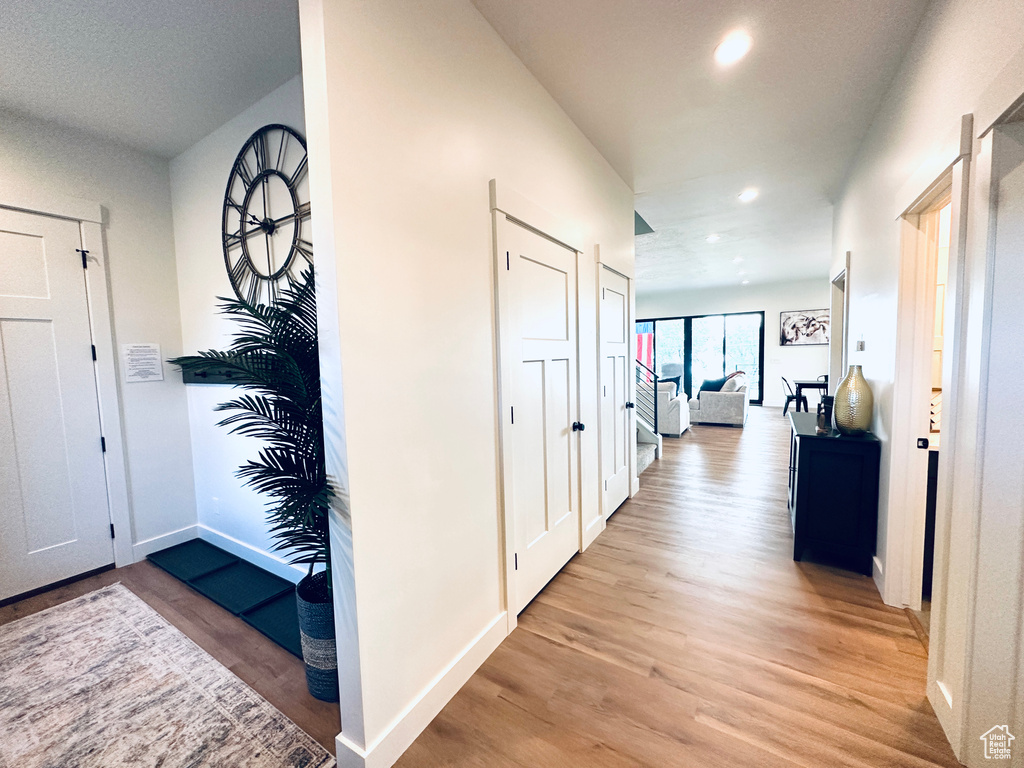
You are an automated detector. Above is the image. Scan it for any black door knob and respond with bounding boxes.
[572,422,586,432]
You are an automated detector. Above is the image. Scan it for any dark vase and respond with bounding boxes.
[296,571,339,702]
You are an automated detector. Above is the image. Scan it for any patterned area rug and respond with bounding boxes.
[0,584,335,768]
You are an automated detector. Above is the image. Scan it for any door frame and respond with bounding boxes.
[596,260,634,522]
[828,253,850,392]
[0,194,133,569]
[891,177,954,613]
[490,180,585,634]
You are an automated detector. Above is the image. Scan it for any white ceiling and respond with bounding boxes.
[1,0,927,287]
[0,0,301,159]
[471,0,930,293]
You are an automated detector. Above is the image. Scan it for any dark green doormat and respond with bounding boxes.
[242,591,303,658]
[148,539,302,659]
[148,539,238,581]
[190,560,293,615]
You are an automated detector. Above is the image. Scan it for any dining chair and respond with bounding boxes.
[782,377,808,416]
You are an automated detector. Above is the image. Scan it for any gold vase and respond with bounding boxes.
[833,365,873,436]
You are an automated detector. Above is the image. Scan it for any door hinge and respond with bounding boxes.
[91,344,97,361]
[506,251,510,270]
[510,406,514,424]
[100,436,107,452]
[917,437,929,449]
[77,248,90,269]
[604,480,608,491]
[514,552,518,570]
[109,523,115,539]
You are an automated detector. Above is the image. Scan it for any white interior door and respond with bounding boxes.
[0,208,113,600]
[599,267,630,517]
[502,218,580,614]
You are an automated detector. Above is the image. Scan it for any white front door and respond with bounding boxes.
[502,217,580,614]
[599,267,630,516]
[0,208,113,600]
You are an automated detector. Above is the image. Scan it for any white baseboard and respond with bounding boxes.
[132,525,198,561]
[197,525,304,584]
[335,613,508,768]
[872,555,886,601]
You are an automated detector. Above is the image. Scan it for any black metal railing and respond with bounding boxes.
[635,359,658,435]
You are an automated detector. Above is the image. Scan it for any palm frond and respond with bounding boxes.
[168,266,333,572]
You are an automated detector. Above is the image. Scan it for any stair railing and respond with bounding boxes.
[635,359,659,435]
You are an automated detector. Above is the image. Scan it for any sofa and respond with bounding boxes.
[656,381,691,436]
[688,375,749,426]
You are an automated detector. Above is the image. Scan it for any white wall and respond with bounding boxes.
[169,77,307,581]
[637,278,831,408]
[831,0,1024,762]
[298,0,634,764]
[0,107,197,555]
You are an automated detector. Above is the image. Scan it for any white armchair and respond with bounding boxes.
[656,381,691,436]
[688,377,749,426]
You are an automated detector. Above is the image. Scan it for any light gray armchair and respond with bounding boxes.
[656,381,690,436]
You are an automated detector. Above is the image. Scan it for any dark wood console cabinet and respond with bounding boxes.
[788,412,881,575]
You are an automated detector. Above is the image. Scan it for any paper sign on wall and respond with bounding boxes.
[122,343,164,383]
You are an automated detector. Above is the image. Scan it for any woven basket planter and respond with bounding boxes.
[296,572,339,702]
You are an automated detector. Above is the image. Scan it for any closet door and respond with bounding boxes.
[499,216,580,614]
[0,208,113,600]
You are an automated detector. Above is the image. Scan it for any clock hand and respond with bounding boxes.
[242,226,267,241]
[261,177,273,279]
[269,210,306,227]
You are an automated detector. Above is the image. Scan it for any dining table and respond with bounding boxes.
[793,379,828,411]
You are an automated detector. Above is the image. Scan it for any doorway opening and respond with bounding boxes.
[829,254,850,391]
[892,162,962,637]
[913,196,951,641]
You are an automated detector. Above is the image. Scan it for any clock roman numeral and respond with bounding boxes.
[295,239,313,263]
[246,271,263,307]
[256,133,272,174]
[276,130,290,171]
[224,229,244,250]
[289,155,308,189]
[237,158,254,188]
[229,255,250,287]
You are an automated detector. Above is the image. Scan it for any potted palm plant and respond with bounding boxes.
[170,267,338,702]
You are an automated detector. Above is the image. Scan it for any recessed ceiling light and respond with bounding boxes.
[742,280,750,285]
[738,188,759,203]
[706,234,721,243]
[715,30,753,67]
[733,257,744,263]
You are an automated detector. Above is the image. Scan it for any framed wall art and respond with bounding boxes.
[780,309,829,346]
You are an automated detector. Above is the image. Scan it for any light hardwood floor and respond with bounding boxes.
[0,558,340,754]
[397,406,962,767]
[0,407,959,766]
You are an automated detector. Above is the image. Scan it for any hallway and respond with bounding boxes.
[398,407,961,767]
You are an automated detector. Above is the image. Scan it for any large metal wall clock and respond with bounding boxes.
[222,124,312,305]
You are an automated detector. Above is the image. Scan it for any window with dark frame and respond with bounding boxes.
[635,311,766,404]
